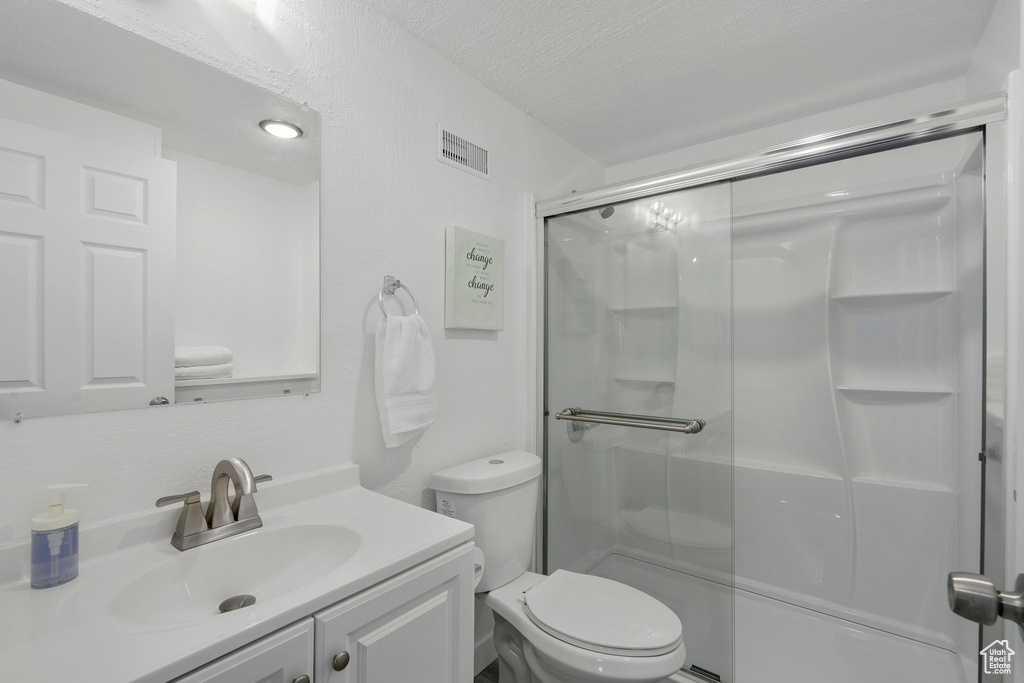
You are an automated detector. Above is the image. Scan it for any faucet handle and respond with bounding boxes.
[156,490,209,543]
[254,474,273,486]
[156,490,202,508]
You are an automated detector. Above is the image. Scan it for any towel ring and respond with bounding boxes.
[379,275,419,317]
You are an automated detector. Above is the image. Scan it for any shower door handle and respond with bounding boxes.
[948,572,1024,636]
[556,407,705,442]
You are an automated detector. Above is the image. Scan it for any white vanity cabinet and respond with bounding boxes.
[172,544,474,683]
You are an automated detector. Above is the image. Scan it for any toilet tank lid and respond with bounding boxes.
[430,451,542,495]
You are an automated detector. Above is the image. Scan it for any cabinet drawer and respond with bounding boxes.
[172,618,314,683]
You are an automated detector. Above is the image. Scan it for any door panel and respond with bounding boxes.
[0,231,43,390]
[80,243,147,386]
[314,545,474,683]
[0,115,175,417]
[545,183,734,682]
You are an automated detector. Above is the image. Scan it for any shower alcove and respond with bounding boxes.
[539,97,1005,683]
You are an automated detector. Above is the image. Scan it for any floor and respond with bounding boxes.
[474,660,499,683]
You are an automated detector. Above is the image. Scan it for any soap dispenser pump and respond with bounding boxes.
[31,484,87,589]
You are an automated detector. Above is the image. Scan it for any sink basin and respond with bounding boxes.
[109,524,360,626]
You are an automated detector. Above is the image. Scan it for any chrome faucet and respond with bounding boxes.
[156,458,271,551]
[206,458,259,529]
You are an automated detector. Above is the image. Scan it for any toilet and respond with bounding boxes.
[431,451,686,683]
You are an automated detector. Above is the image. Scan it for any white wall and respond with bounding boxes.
[168,147,318,377]
[0,0,602,545]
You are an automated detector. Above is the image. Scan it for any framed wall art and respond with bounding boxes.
[445,226,504,330]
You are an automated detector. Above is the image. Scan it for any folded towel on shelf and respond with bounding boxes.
[375,314,436,448]
[174,345,233,368]
[175,362,234,380]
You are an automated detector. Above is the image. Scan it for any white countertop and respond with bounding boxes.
[0,464,474,682]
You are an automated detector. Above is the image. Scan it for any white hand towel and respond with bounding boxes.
[375,314,436,448]
[175,362,234,380]
[175,345,233,368]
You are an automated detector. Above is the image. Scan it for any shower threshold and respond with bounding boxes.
[587,553,969,683]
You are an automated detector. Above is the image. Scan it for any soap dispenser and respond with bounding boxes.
[31,484,87,589]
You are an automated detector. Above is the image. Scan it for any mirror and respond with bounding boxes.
[0,0,320,421]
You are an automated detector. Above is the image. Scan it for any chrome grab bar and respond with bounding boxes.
[555,407,705,436]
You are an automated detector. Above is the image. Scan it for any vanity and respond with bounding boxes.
[0,464,475,682]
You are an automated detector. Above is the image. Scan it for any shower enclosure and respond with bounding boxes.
[539,96,1007,683]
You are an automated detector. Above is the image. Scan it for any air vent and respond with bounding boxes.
[437,126,489,180]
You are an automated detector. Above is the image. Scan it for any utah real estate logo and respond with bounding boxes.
[981,639,1015,675]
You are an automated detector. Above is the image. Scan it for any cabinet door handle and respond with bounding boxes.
[333,651,351,671]
[292,676,310,683]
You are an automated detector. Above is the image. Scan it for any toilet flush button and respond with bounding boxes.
[489,459,504,464]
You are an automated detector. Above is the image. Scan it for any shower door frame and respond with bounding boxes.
[532,91,1009,681]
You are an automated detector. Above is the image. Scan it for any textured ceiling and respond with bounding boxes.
[0,0,319,185]
[359,0,998,165]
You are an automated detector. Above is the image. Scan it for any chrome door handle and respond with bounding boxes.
[949,572,1024,633]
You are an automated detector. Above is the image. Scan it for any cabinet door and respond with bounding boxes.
[315,544,474,683]
[173,618,314,683]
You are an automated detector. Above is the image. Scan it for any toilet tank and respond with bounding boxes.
[430,451,542,592]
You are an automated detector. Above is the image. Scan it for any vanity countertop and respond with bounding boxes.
[0,464,474,682]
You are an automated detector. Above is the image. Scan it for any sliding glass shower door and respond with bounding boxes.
[545,183,734,682]
[544,131,987,683]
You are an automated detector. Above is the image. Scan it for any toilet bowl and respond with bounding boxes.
[483,571,685,683]
[431,452,686,683]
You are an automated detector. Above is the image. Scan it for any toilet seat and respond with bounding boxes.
[522,570,683,657]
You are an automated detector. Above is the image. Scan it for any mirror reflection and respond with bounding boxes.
[0,0,320,421]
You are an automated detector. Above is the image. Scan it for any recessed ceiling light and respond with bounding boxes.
[259,119,303,139]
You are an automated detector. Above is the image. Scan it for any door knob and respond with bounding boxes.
[948,572,999,624]
[949,572,1024,633]
[333,651,350,671]
[292,676,310,683]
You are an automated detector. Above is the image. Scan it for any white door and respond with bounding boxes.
[314,545,474,683]
[0,115,175,418]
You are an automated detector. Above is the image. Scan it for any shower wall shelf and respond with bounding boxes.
[830,290,953,304]
[732,455,845,479]
[607,304,679,312]
[613,374,677,383]
[851,476,954,494]
[837,386,953,397]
